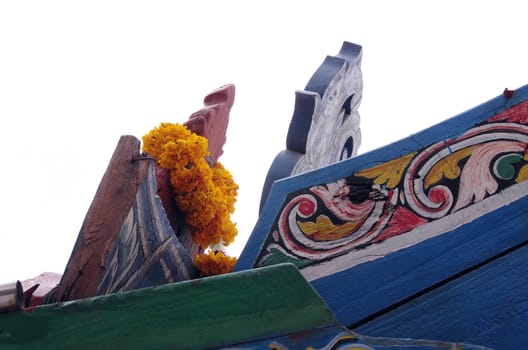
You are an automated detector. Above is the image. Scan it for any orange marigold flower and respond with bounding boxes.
[194,250,237,277]
[141,122,239,250]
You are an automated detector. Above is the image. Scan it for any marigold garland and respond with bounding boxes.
[194,250,237,277]
[142,122,238,275]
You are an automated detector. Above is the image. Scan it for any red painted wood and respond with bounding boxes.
[154,166,178,228]
[21,272,61,307]
[183,84,235,163]
[155,84,236,257]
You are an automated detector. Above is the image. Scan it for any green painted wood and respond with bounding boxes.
[0,264,336,350]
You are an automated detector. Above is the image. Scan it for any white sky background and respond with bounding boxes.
[1,1,527,283]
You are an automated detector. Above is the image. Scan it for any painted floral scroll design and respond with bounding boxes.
[255,101,528,269]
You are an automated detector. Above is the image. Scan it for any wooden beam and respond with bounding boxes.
[53,136,149,301]
[95,162,198,295]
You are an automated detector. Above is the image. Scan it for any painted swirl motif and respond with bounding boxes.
[256,100,528,269]
[404,122,528,219]
[274,185,390,260]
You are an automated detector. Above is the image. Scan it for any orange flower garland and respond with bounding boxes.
[194,250,237,277]
[142,122,238,275]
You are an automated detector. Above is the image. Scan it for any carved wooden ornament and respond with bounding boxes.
[260,42,363,210]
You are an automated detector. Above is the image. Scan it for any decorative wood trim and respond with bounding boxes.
[236,82,528,347]
[260,41,363,211]
[238,85,528,272]
[95,162,199,295]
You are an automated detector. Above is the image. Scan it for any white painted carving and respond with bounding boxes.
[292,46,363,175]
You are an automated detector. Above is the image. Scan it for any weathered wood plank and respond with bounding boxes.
[95,162,198,295]
[53,136,150,301]
[312,192,528,326]
[356,243,528,349]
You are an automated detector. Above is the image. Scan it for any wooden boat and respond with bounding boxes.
[1,41,526,350]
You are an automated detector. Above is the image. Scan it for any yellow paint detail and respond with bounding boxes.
[298,215,362,241]
[337,334,359,341]
[516,164,528,182]
[424,146,476,189]
[356,152,416,189]
[519,150,528,182]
